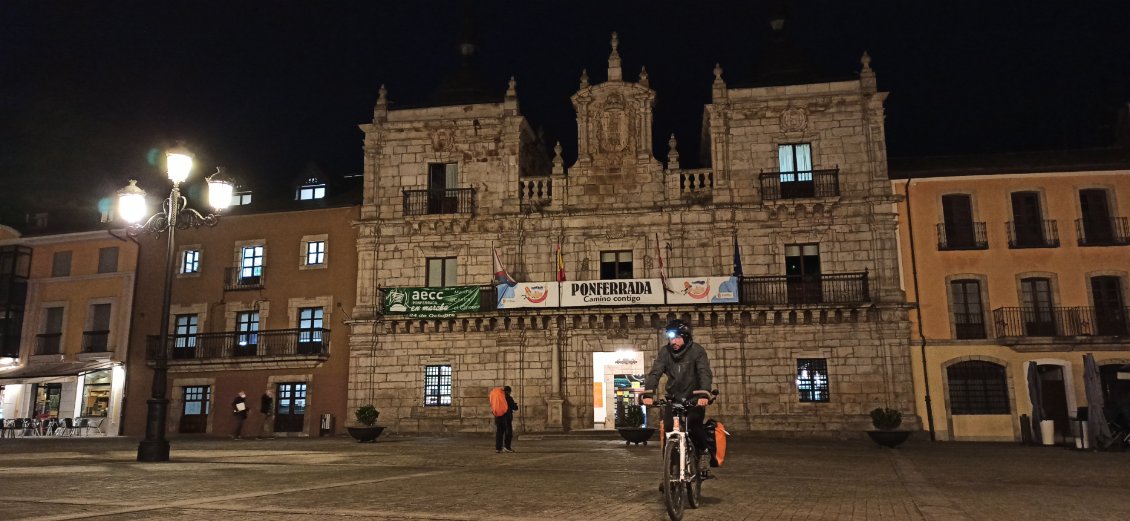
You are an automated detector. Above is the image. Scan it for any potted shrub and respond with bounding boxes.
[866,407,910,448]
[616,403,656,445]
[347,405,384,443]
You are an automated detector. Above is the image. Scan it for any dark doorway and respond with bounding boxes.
[942,194,976,248]
[1011,192,1045,247]
[1038,365,1070,442]
[179,385,210,434]
[785,244,821,304]
[1091,276,1127,336]
[275,382,307,433]
[1020,278,1057,336]
[1099,364,1130,420]
[1079,189,1114,244]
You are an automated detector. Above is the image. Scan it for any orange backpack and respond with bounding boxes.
[489,387,508,417]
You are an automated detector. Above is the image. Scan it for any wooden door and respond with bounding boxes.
[942,194,976,248]
[274,382,307,433]
[1091,276,1127,336]
[1011,192,1044,246]
[1079,189,1114,244]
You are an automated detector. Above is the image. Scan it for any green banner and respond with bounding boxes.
[383,286,481,318]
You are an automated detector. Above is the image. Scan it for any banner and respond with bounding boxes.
[496,282,559,309]
[383,286,480,318]
[560,279,666,307]
[665,276,740,304]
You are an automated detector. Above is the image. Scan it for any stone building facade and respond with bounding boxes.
[349,35,917,436]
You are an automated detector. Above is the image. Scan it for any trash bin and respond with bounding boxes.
[1039,419,1055,446]
[320,413,334,437]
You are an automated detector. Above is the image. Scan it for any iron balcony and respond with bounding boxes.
[147,328,331,361]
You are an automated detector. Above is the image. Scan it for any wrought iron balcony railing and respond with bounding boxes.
[224,267,265,291]
[1076,217,1130,246]
[1007,220,1059,248]
[953,312,988,339]
[739,272,870,306]
[81,330,110,352]
[759,168,840,201]
[936,222,989,250]
[148,328,331,361]
[35,333,62,355]
[993,306,1130,338]
[403,188,476,216]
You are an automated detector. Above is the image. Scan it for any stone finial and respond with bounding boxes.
[861,51,872,70]
[639,66,649,88]
[711,63,727,102]
[713,63,723,83]
[506,76,517,98]
[667,133,680,170]
[859,51,877,93]
[504,76,519,113]
[552,141,565,175]
[579,69,589,89]
[377,84,388,106]
[607,32,622,82]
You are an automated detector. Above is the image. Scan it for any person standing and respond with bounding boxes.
[490,385,518,453]
[257,389,275,439]
[231,390,248,440]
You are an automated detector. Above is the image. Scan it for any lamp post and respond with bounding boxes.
[117,145,233,462]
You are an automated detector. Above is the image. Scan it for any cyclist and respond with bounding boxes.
[641,319,714,475]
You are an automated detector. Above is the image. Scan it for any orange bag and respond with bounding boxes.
[713,421,727,467]
[489,387,508,417]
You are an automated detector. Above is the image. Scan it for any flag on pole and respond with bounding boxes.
[493,247,517,286]
[732,235,744,277]
[655,233,672,293]
[555,242,566,283]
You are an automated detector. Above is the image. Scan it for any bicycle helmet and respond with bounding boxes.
[665,319,692,344]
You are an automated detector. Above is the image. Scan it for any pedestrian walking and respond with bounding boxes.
[489,385,518,453]
[257,389,274,439]
[231,390,248,440]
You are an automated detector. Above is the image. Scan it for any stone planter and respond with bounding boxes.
[617,427,656,445]
[347,426,385,443]
[867,430,911,448]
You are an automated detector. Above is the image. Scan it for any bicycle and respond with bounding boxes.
[644,391,717,521]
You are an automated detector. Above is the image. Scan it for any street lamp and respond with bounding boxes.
[117,146,234,462]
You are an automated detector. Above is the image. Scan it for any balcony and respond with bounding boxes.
[81,330,110,353]
[35,333,62,355]
[936,222,989,250]
[678,169,713,202]
[403,188,476,216]
[519,178,553,211]
[1076,217,1130,246]
[149,328,331,361]
[1007,220,1059,248]
[759,168,840,201]
[739,272,870,306]
[224,267,265,291]
[993,307,1130,338]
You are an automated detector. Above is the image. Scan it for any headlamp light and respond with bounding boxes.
[666,330,677,339]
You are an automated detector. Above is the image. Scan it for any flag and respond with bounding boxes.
[732,235,744,277]
[493,247,517,286]
[555,242,566,283]
[655,233,671,293]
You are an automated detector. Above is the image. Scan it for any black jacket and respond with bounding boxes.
[643,342,713,400]
[260,394,273,414]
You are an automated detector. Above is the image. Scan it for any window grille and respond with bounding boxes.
[947,361,1010,414]
[424,365,452,406]
[796,358,829,402]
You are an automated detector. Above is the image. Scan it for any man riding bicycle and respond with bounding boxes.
[641,319,714,476]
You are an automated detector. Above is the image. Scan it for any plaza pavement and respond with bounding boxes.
[0,433,1127,521]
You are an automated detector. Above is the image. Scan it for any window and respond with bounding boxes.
[232,191,252,206]
[1078,189,1116,245]
[1009,192,1056,248]
[426,257,457,287]
[180,385,211,434]
[80,370,112,417]
[236,311,260,353]
[182,249,201,274]
[275,382,308,432]
[32,383,63,418]
[51,251,72,277]
[37,307,64,355]
[305,241,325,266]
[1091,276,1128,336]
[600,251,633,280]
[240,246,264,281]
[83,303,112,352]
[940,194,983,249]
[297,179,326,200]
[949,280,986,339]
[778,143,814,198]
[947,361,1010,414]
[796,358,829,402]
[1020,277,1056,336]
[297,307,324,353]
[427,163,459,214]
[97,247,119,274]
[173,314,199,354]
[424,365,452,406]
[785,244,821,304]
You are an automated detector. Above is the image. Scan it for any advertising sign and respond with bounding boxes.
[665,276,740,304]
[496,282,559,309]
[382,286,480,318]
[560,278,666,307]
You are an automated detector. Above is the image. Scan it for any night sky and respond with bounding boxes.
[2,1,1128,225]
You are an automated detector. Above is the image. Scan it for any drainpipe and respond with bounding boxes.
[905,177,936,441]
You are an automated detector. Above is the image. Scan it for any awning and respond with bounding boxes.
[0,360,118,385]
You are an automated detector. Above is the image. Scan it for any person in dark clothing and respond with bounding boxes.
[231,391,248,440]
[257,389,274,439]
[641,319,714,471]
[495,386,518,453]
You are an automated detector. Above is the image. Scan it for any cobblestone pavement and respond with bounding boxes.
[1,434,1127,521]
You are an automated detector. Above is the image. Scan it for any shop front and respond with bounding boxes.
[592,351,646,430]
[0,361,124,436]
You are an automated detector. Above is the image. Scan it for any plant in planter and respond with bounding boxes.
[616,403,656,445]
[347,404,384,443]
[866,407,910,448]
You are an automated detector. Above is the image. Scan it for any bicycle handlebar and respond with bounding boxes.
[639,389,719,407]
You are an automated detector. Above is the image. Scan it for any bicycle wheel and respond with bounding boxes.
[686,449,702,508]
[662,439,685,520]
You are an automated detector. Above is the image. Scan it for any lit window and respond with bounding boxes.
[297,307,324,349]
[182,250,201,274]
[297,178,326,201]
[424,365,452,406]
[232,191,252,206]
[236,311,259,349]
[796,358,829,402]
[240,246,264,280]
[174,314,198,350]
[306,241,325,265]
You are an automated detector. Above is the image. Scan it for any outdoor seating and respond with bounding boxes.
[1,419,14,438]
[73,418,89,437]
